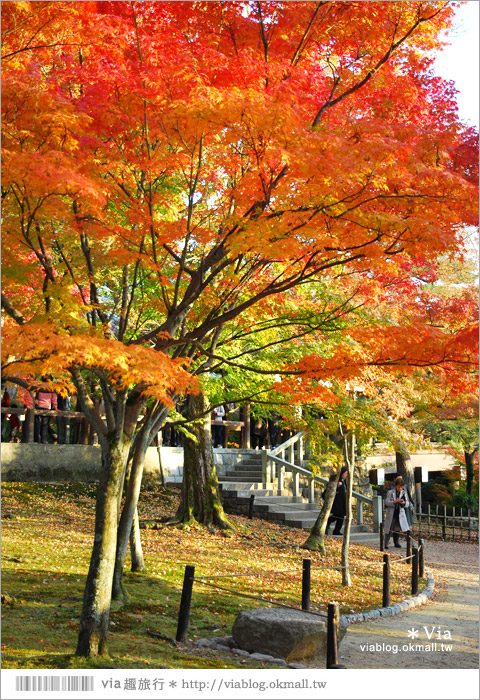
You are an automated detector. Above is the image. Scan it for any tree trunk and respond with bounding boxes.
[395,451,416,509]
[130,507,145,572]
[174,391,233,529]
[341,432,354,587]
[75,438,129,657]
[154,432,165,487]
[465,450,476,496]
[112,428,151,599]
[301,470,339,553]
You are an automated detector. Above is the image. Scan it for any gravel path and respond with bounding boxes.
[339,540,479,669]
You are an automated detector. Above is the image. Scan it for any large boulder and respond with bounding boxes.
[232,608,346,664]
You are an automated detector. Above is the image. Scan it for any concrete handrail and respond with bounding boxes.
[263,433,374,525]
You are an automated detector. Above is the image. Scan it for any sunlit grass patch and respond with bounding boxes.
[2,482,415,669]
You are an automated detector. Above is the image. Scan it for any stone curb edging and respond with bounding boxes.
[340,570,435,626]
[193,636,306,668]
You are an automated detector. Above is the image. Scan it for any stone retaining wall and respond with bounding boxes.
[0,443,258,484]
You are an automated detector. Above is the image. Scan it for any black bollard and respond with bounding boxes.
[327,602,341,668]
[176,565,195,642]
[406,531,411,558]
[411,547,419,595]
[248,494,255,520]
[418,539,424,578]
[382,553,391,608]
[301,558,311,611]
[379,523,384,552]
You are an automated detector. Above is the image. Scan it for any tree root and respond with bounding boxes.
[301,535,326,554]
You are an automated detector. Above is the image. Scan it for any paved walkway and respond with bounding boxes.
[339,540,479,669]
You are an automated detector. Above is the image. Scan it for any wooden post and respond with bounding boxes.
[442,505,447,540]
[382,553,391,608]
[248,494,255,520]
[22,407,35,443]
[326,602,340,668]
[379,523,384,552]
[176,565,195,642]
[406,531,411,558]
[452,506,455,541]
[411,547,419,596]
[80,417,89,445]
[301,558,311,611]
[427,504,431,537]
[467,508,471,541]
[418,538,424,578]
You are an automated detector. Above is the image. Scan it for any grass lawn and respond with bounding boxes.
[1,482,415,669]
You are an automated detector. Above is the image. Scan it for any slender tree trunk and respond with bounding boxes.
[395,450,416,509]
[465,450,476,497]
[112,403,169,599]
[301,469,340,553]
[173,391,233,529]
[154,432,165,487]
[130,508,145,572]
[112,428,150,599]
[75,438,129,657]
[341,432,354,587]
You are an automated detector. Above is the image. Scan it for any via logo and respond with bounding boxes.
[407,626,452,640]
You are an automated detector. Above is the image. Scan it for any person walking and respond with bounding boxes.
[326,466,348,535]
[384,475,411,549]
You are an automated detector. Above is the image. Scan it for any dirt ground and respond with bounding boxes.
[338,540,479,669]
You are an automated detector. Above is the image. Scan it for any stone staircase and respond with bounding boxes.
[218,451,377,543]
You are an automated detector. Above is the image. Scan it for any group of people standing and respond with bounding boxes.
[1,382,74,444]
[324,468,412,548]
[211,406,291,450]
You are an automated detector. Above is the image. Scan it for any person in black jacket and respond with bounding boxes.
[325,466,348,535]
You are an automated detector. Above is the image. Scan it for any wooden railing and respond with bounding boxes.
[262,432,375,526]
[1,406,96,444]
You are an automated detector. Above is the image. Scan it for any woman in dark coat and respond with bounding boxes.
[326,466,348,535]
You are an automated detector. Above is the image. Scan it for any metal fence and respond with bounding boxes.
[411,504,478,542]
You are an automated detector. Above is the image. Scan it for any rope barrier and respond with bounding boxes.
[194,578,327,617]
[195,561,388,580]
[390,553,415,564]
[194,568,301,580]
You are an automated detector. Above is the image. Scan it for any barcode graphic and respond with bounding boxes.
[15,676,94,692]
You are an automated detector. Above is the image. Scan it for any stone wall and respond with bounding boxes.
[0,443,258,484]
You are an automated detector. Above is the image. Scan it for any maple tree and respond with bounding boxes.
[2,1,478,655]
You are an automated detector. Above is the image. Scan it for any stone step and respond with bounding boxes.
[283,516,371,531]
[219,481,265,490]
[236,495,308,507]
[329,531,378,542]
[225,463,263,471]
[223,471,263,480]
[256,502,319,513]
[221,488,297,498]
